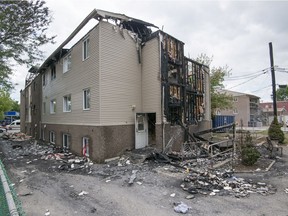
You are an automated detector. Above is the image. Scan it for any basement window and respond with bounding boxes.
[49,131,55,144]
[63,134,70,150]
[82,137,90,157]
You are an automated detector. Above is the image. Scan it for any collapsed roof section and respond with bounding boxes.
[26,9,158,86]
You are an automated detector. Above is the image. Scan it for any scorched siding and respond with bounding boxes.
[142,36,161,124]
[99,21,142,125]
[42,25,100,125]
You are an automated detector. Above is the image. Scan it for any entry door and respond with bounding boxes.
[135,113,148,149]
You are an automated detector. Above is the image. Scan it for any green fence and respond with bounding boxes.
[0,160,25,216]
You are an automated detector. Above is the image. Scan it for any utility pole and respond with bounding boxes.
[269,42,277,118]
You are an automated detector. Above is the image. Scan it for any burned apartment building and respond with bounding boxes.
[20,9,211,162]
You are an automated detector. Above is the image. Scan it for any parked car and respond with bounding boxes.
[6,120,20,130]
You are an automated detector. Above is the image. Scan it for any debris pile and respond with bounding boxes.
[181,169,276,198]
[2,132,32,141]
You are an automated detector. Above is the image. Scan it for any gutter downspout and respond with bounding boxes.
[0,163,19,216]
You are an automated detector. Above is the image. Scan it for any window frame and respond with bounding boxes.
[82,37,90,61]
[63,53,72,73]
[82,137,90,157]
[50,99,56,114]
[83,88,90,110]
[49,131,56,144]
[63,133,70,150]
[43,102,46,114]
[233,108,238,114]
[51,65,56,80]
[42,73,46,86]
[63,94,72,112]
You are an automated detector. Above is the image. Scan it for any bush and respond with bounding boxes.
[268,117,284,143]
[241,147,261,166]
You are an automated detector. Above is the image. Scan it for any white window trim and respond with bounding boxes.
[63,133,70,150]
[49,131,55,144]
[233,109,238,114]
[50,99,56,114]
[83,88,90,110]
[63,53,71,73]
[82,37,90,61]
[42,73,46,86]
[51,65,56,80]
[233,97,238,102]
[63,94,72,112]
[82,137,90,157]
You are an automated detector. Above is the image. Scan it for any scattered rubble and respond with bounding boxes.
[2,132,31,141]
[181,168,276,198]
[173,202,191,214]
[128,170,138,185]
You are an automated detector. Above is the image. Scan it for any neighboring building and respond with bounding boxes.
[20,9,211,162]
[215,89,261,127]
[259,101,288,126]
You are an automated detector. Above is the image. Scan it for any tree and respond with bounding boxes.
[11,100,20,112]
[0,0,55,91]
[276,85,288,101]
[0,90,13,119]
[196,54,233,115]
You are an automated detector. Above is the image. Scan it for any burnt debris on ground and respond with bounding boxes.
[0,130,283,200]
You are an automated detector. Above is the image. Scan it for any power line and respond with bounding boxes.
[227,73,267,89]
[250,84,272,93]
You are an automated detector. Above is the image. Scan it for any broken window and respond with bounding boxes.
[83,89,90,110]
[63,53,71,73]
[51,65,56,80]
[82,37,90,60]
[49,131,55,144]
[82,137,90,157]
[62,133,70,150]
[63,94,71,112]
[50,99,56,114]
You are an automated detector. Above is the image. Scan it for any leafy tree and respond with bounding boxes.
[196,54,233,115]
[0,0,55,91]
[268,116,284,143]
[276,85,288,101]
[0,90,13,119]
[11,100,20,112]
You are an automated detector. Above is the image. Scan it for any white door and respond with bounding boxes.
[135,113,148,149]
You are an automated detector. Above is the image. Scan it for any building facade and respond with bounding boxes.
[20,10,211,162]
[215,90,261,127]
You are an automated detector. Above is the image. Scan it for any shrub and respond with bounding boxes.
[241,146,261,166]
[268,117,284,143]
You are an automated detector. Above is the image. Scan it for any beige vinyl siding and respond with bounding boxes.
[99,21,142,125]
[42,25,100,125]
[141,37,161,124]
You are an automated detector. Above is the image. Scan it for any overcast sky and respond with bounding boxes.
[12,0,288,102]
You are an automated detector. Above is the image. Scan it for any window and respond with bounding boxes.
[216,110,221,115]
[83,89,90,110]
[82,37,90,60]
[233,108,238,114]
[233,97,238,102]
[42,73,46,86]
[49,131,55,144]
[51,65,56,80]
[63,94,71,112]
[63,134,70,150]
[50,99,56,114]
[43,102,46,114]
[63,54,71,73]
[82,137,90,157]
[42,129,45,141]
